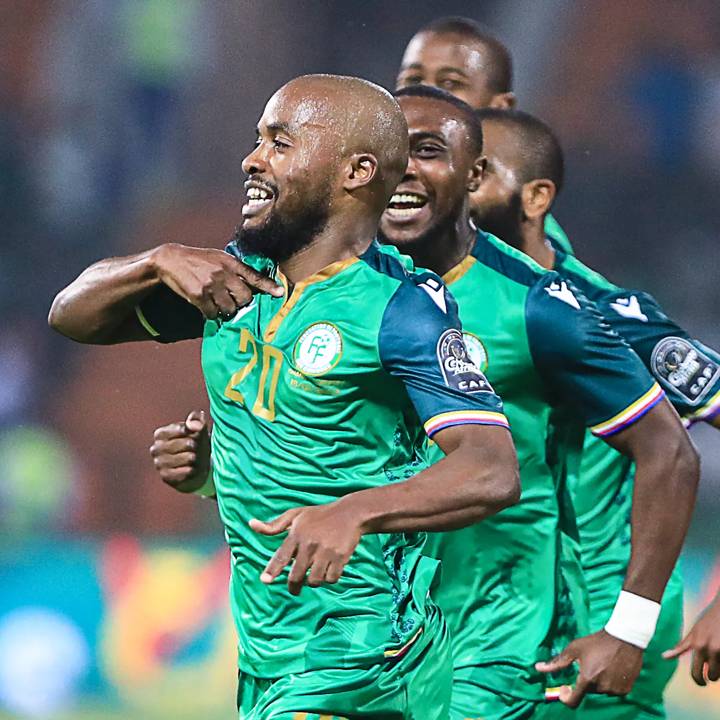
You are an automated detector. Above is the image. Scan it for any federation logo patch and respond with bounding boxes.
[462,332,489,372]
[293,323,343,376]
[437,329,493,393]
[651,336,719,406]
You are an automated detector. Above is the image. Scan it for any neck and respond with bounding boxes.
[407,210,477,277]
[279,212,377,284]
[504,218,555,270]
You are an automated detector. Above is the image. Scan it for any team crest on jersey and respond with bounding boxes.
[293,323,343,376]
[651,336,719,405]
[437,329,493,393]
[462,332,489,372]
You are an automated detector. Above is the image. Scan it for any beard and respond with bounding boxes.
[471,192,524,247]
[234,189,331,264]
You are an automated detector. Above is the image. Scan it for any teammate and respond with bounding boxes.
[49,74,521,719]
[472,107,720,716]
[395,15,574,255]
[377,85,700,720]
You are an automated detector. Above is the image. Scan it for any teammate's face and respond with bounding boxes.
[379,96,478,248]
[470,121,524,240]
[238,86,335,261]
[396,32,501,109]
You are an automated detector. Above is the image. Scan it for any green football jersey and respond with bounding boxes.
[140,241,508,679]
[424,230,663,701]
[553,247,720,705]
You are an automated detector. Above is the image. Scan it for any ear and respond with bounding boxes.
[467,155,487,193]
[343,153,378,191]
[490,92,516,109]
[521,179,556,220]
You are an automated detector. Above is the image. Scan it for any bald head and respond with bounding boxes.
[238,74,408,263]
[270,74,409,201]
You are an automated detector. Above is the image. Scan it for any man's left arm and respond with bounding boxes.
[528,278,700,705]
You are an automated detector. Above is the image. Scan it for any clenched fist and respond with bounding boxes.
[150,410,212,494]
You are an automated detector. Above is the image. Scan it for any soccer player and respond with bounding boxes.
[377,85,700,720]
[49,74,521,719]
[472,107,720,716]
[395,15,574,255]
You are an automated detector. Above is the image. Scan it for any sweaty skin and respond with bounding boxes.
[382,91,700,710]
[397,30,515,109]
[51,74,520,598]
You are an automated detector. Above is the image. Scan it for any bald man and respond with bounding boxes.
[49,74,520,718]
[395,15,575,256]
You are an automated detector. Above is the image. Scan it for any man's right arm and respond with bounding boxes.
[48,243,282,344]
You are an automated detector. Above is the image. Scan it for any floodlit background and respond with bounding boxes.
[1,1,718,718]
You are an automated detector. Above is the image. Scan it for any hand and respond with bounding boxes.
[536,630,644,707]
[152,243,283,318]
[249,503,363,596]
[150,410,212,493]
[663,594,720,686]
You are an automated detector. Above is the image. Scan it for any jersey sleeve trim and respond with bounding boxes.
[683,389,720,428]
[424,410,509,438]
[135,304,161,338]
[590,382,664,437]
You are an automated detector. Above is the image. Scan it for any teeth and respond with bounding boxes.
[388,206,424,216]
[247,187,272,200]
[389,192,426,208]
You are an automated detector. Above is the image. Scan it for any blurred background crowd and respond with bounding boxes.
[1,1,718,718]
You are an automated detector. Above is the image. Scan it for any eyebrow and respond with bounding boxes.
[400,63,469,79]
[264,121,293,134]
[409,130,448,145]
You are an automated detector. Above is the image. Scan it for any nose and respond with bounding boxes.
[402,154,419,181]
[242,144,266,175]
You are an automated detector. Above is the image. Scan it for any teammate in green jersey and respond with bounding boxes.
[377,85,699,720]
[395,15,574,256]
[49,74,522,719]
[472,107,719,717]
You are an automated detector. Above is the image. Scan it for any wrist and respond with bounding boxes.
[147,244,178,283]
[335,493,377,534]
[604,590,661,649]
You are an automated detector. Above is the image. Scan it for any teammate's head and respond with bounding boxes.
[378,86,484,252]
[237,74,408,262]
[471,108,563,242]
[396,17,515,110]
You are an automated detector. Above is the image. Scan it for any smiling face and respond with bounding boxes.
[237,83,341,261]
[396,31,510,109]
[379,95,480,250]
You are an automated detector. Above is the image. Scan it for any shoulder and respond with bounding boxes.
[525,272,614,362]
[470,230,548,289]
[555,252,621,298]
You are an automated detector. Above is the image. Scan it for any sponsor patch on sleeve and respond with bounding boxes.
[651,336,719,406]
[437,329,493,393]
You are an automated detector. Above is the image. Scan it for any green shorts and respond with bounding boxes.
[448,676,567,720]
[236,608,452,720]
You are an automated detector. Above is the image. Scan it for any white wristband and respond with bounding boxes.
[604,590,661,649]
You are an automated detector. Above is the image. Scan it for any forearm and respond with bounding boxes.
[49,250,161,343]
[339,442,519,534]
[623,441,700,601]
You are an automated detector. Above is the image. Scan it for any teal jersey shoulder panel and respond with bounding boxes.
[556,251,720,424]
[525,274,663,434]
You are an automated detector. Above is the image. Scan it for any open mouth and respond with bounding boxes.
[383,191,429,223]
[242,181,276,219]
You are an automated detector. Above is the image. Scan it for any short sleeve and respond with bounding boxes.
[597,290,720,426]
[136,285,205,343]
[378,273,509,439]
[526,274,664,437]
